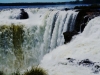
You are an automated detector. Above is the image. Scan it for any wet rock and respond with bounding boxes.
[66,58,75,63]
[74,9,100,32]
[92,65,100,74]
[95,65,100,69]
[79,59,94,66]
[63,30,78,44]
[64,8,70,11]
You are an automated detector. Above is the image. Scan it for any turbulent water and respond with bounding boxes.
[40,17,100,75]
[1,6,100,75]
[0,8,78,74]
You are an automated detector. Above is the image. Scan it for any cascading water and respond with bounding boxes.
[40,16,100,75]
[0,8,78,74]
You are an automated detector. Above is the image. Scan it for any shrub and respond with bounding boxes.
[11,71,20,75]
[0,71,4,75]
[24,67,47,75]
[74,4,100,9]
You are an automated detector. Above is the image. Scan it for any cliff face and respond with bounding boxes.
[75,9,100,32]
[63,9,100,44]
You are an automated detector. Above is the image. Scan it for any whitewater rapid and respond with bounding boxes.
[1,7,100,75]
[0,8,78,74]
[40,16,100,75]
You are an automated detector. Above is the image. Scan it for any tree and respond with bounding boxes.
[83,0,100,3]
[76,0,79,2]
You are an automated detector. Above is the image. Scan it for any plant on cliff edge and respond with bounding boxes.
[24,67,47,75]
[0,71,4,75]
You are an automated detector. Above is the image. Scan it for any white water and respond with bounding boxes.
[0,8,78,74]
[40,16,100,75]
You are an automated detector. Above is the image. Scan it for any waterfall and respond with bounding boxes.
[40,16,100,75]
[50,10,78,49]
[0,8,78,74]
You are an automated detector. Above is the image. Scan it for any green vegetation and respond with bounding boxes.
[0,2,66,6]
[0,24,47,75]
[74,4,100,9]
[11,24,24,69]
[0,67,47,75]
[83,0,100,4]
[11,71,20,75]
[0,24,24,49]
[0,71,4,75]
[24,67,47,75]
[0,24,24,69]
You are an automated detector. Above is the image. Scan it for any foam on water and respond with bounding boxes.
[40,16,100,75]
[0,8,78,74]
[0,8,48,27]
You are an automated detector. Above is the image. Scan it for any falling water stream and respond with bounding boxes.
[0,8,78,74]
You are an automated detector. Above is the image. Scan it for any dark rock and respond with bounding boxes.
[95,65,100,69]
[74,9,88,32]
[92,65,100,74]
[63,30,78,44]
[79,59,94,66]
[20,9,29,19]
[64,8,70,11]
[66,58,75,63]
[74,9,100,32]
[93,70,99,74]
[66,58,72,60]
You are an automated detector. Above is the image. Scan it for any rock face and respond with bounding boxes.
[63,9,100,44]
[74,9,100,32]
[20,9,29,19]
[63,30,78,44]
[79,59,94,66]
